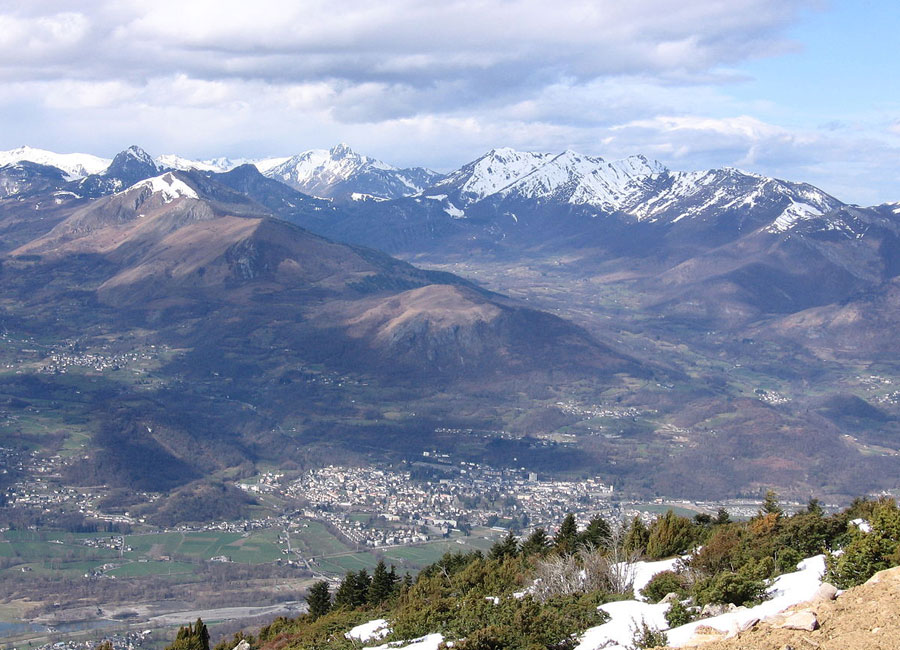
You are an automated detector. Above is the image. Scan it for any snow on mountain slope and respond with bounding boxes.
[157,154,290,174]
[264,143,440,200]
[430,147,669,214]
[433,147,556,202]
[130,172,199,203]
[0,146,110,180]
[621,167,844,231]
[501,151,667,211]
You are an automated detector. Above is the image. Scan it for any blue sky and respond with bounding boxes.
[734,1,898,123]
[0,1,897,204]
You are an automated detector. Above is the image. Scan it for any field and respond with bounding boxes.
[0,524,503,586]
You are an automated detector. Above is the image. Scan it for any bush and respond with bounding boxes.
[639,570,688,603]
[693,569,766,607]
[628,619,668,649]
[664,600,694,628]
[826,498,900,588]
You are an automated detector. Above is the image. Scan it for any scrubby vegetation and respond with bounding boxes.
[213,494,900,650]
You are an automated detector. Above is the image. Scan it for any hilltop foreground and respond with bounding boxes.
[673,565,900,650]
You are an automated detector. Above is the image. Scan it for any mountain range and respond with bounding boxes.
[2,142,899,501]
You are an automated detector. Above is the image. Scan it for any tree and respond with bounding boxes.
[369,560,398,605]
[334,571,367,609]
[489,532,519,560]
[624,516,649,554]
[579,516,611,549]
[167,618,210,650]
[714,508,731,525]
[759,489,783,518]
[554,513,578,554]
[520,528,551,556]
[306,580,331,619]
[353,569,372,607]
[646,511,695,559]
[693,513,712,527]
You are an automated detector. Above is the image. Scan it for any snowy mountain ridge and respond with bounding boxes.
[426,147,844,233]
[0,143,876,236]
[156,153,289,175]
[263,143,443,201]
[0,145,110,180]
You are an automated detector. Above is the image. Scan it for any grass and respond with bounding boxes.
[125,531,284,563]
[289,521,352,557]
[107,561,197,578]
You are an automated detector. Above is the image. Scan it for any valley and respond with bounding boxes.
[1,142,899,649]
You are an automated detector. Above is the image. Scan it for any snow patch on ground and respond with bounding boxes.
[444,203,465,218]
[370,633,444,650]
[346,619,391,642]
[576,600,670,650]
[632,557,684,601]
[850,518,872,533]
[351,192,388,202]
[667,555,825,646]
[576,555,826,650]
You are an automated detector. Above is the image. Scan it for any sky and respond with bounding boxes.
[1,0,898,204]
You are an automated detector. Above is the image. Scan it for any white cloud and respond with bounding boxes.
[1,0,898,204]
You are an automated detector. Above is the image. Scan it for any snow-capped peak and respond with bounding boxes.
[262,144,439,200]
[435,148,556,201]
[128,172,199,204]
[0,145,110,180]
[436,148,668,209]
[120,145,156,167]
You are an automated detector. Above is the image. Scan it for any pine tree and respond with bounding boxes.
[489,531,519,560]
[195,618,210,650]
[624,516,649,554]
[306,580,332,619]
[714,508,731,525]
[333,572,357,609]
[760,489,783,518]
[554,513,578,554]
[578,516,611,549]
[520,528,551,556]
[352,569,371,607]
[368,560,397,605]
[166,619,210,650]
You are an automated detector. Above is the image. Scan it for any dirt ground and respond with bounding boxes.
[669,566,900,650]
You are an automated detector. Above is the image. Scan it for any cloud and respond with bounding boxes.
[1,0,898,204]
[1,2,812,93]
